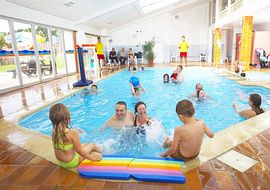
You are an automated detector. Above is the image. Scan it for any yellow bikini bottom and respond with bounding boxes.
[58,153,80,168]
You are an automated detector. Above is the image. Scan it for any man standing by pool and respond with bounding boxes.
[178,36,189,67]
[101,101,134,129]
[95,36,107,68]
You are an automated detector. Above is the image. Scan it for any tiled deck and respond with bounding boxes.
[0,63,270,189]
[0,128,270,189]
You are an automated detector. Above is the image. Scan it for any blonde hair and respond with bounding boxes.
[49,103,71,148]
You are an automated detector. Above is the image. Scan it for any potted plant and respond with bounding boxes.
[143,40,155,66]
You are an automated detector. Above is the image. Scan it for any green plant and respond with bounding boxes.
[143,40,155,63]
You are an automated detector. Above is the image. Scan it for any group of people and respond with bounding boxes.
[109,47,138,65]
[163,65,184,84]
[50,69,265,169]
[234,61,246,77]
[95,36,139,68]
[49,35,265,169]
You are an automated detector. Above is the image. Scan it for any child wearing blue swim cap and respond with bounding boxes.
[129,76,145,97]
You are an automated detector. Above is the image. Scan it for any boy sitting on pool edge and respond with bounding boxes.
[160,99,214,161]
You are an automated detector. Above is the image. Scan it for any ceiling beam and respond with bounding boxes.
[76,0,139,24]
[134,1,145,17]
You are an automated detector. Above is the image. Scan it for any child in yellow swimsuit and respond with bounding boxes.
[50,103,102,168]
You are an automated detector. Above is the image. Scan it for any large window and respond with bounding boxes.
[51,28,66,76]
[0,17,77,93]
[14,22,39,85]
[35,25,53,80]
[64,31,76,74]
[0,18,19,90]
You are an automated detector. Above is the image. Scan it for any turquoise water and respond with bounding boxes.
[19,67,270,157]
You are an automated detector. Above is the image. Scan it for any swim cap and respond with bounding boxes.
[129,76,140,87]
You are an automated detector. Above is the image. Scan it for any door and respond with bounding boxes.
[153,37,164,64]
[235,33,241,61]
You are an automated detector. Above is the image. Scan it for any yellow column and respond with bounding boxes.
[214,28,221,66]
[240,16,253,71]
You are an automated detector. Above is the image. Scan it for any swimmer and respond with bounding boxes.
[102,101,134,130]
[163,74,170,83]
[171,65,184,83]
[196,89,206,101]
[129,76,145,97]
[233,93,264,119]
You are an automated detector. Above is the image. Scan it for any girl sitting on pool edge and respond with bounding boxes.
[50,103,102,168]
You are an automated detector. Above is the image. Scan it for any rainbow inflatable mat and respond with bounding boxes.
[78,155,186,183]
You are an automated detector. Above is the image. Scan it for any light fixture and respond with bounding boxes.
[64,1,74,7]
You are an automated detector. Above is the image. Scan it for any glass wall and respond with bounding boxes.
[0,16,77,93]
[51,28,66,76]
[85,34,97,77]
[64,31,76,74]
[14,22,39,85]
[0,18,19,90]
[35,25,53,80]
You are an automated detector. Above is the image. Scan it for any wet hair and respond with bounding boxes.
[196,89,205,100]
[97,36,101,40]
[49,103,71,148]
[163,74,169,83]
[250,94,264,115]
[134,101,147,127]
[91,84,98,89]
[177,65,183,70]
[176,99,195,117]
[116,101,127,109]
[132,67,137,71]
[195,83,203,90]
[134,101,146,113]
[196,89,202,99]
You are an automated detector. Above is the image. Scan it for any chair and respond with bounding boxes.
[135,51,143,64]
[255,48,269,68]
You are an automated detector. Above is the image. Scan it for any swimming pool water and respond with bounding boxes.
[19,67,270,157]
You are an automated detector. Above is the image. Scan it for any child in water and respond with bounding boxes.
[163,74,170,83]
[50,103,102,168]
[129,76,145,97]
[197,89,206,101]
[171,65,184,83]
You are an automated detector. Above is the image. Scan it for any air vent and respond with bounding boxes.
[64,1,74,7]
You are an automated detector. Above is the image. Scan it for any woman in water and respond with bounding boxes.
[233,93,264,119]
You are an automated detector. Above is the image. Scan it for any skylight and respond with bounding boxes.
[139,0,180,13]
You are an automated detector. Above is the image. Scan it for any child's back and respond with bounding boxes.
[50,103,102,168]
[161,99,213,161]
[173,119,210,159]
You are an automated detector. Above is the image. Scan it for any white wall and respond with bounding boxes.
[0,0,101,35]
[108,2,210,63]
[252,31,270,64]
